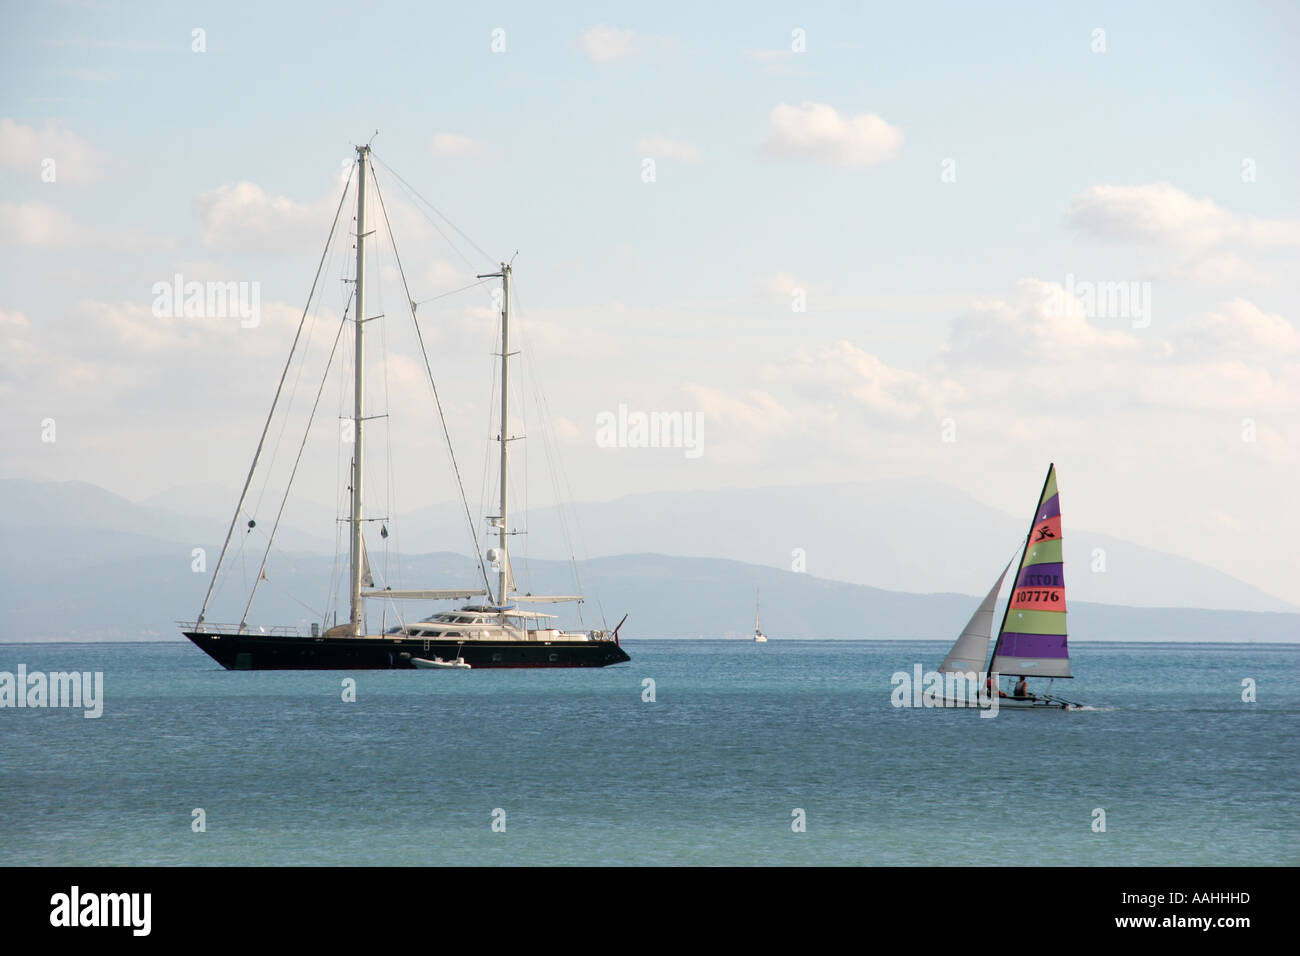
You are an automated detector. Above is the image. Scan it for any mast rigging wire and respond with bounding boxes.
[240,298,351,628]
[368,160,493,596]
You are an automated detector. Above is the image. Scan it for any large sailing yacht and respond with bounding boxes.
[181,144,630,670]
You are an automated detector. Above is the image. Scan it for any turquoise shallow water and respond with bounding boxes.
[1,640,1296,865]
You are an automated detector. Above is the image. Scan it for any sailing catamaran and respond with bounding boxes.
[181,144,630,670]
[753,590,768,642]
[938,463,1082,709]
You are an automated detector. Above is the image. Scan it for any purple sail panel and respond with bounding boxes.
[1015,562,1064,589]
[1035,493,1060,522]
[996,632,1070,659]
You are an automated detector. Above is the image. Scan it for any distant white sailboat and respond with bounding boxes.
[753,590,768,642]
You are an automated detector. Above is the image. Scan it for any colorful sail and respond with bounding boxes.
[989,463,1072,678]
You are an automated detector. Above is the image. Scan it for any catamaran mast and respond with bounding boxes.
[349,144,370,635]
[478,261,512,606]
[986,462,1055,677]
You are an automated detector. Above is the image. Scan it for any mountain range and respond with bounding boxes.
[1,477,1296,643]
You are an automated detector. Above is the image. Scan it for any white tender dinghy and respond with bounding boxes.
[411,656,471,670]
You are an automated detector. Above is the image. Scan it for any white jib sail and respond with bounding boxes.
[938,556,1015,674]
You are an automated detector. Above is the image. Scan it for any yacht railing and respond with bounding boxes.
[180,621,618,642]
[177,621,310,637]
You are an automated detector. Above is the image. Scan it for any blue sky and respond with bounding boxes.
[3,1,1298,603]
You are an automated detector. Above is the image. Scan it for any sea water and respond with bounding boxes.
[1,640,1295,866]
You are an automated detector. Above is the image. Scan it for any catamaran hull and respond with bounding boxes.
[939,696,1073,710]
[183,631,630,670]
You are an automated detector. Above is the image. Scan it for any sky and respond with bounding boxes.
[2,1,1298,605]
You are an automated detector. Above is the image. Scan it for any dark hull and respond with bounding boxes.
[183,631,630,670]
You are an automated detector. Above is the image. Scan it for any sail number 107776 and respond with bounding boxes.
[1015,589,1062,603]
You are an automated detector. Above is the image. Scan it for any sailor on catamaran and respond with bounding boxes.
[986,674,1007,699]
[1013,676,1036,700]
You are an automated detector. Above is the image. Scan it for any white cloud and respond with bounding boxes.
[763,272,804,296]
[429,133,498,162]
[1067,182,1300,250]
[0,200,166,249]
[771,341,961,422]
[0,200,96,246]
[637,136,700,164]
[1204,510,1242,532]
[549,415,585,445]
[1138,361,1296,410]
[1180,252,1274,285]
[945,278,1142,367]
[193,181,328,252]
[576,25,639,62]
[0,294,339,412]
[0,117,107,185]
[78,296,316,358]
[762,102,902,167]
[683,384,796,438]
[426,260,469,293]
[0,308,31,328]
[516,314,622,360]
[1183,299,1300,357]
[82,298,198,353]
[935,288,1299,415]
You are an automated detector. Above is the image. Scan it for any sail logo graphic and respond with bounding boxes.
[1044,273,1151,328]
[891,665,1000,717]
[596,403,704,459]
[151,273,261,328]
[49,886,150,936]
[0,665,103,718]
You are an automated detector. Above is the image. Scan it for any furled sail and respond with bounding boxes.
[360,538,374,588]
[989,463,1071,678]
[939,555,1015,674]
[361,588,487,601]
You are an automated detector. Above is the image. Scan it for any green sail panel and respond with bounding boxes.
[1021,537,1062,566]
[1039,467,1058,506]
[1000,608,1067,635]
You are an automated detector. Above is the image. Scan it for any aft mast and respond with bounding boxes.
[349,144,370,636]
[479,261,513,607]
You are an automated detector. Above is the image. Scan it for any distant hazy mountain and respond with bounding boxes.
[2,478,1295,646]
[402,480,1297,614]
[1,542,1296,644]
[141,481,338,533]
[0,478,335,560]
